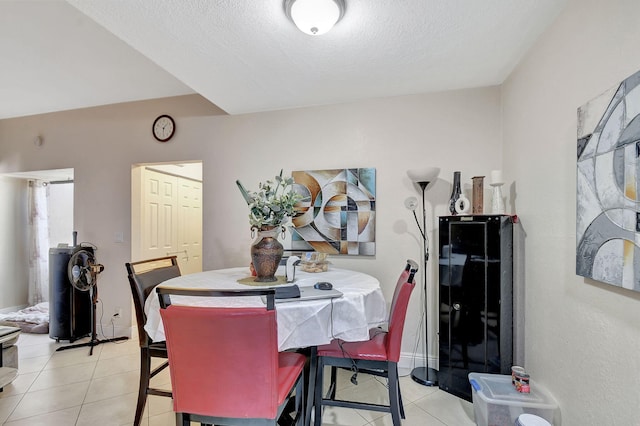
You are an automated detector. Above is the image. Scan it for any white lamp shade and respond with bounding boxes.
[407,167,440,185]
[287,0,344,35]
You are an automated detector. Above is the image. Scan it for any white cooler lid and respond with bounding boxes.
[516,413,552,426]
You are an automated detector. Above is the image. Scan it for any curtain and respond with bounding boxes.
[27,180,50,305]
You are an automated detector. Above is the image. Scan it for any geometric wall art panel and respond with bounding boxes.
[576,69,640,291]
[290,168,375,255]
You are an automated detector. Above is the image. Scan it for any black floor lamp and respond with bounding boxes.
[406,167,440,386]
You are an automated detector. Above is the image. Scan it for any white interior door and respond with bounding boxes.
[132,165,202,274]
[140,168,178,261]
[177,178,202,274]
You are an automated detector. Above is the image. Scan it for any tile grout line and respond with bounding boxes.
[76,345,101,425]
[6,335,95,425]
[2,339,51,425]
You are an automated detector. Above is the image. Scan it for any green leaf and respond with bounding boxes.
[236,180,253,205]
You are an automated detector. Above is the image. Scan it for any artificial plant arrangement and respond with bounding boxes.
[236,169,303,230]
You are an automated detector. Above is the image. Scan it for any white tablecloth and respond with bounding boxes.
[144,266,388,351]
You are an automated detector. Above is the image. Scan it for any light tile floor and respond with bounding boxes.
[0,330,476,425]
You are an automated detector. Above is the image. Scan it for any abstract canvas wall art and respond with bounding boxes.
[576,69,640,291]
[290,168,375,255]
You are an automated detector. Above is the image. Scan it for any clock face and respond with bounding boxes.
[152,115,175,142]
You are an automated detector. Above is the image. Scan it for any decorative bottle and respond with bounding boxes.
[472,176,484,214]
[448,171,462,215]
[490,170,505,215]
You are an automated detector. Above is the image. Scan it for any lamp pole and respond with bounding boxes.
[410,181,438,387]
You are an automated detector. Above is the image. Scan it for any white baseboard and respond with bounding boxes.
[85,330,436,375]
[398,351,439,378]
[97,323,132,340]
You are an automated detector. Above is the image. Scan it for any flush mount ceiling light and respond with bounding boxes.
[284,0,345,36]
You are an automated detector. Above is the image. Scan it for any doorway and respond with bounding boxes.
[131,162,203,275]
[0,168,74,311]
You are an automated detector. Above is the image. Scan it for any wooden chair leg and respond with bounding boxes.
[298,368,305,426]
[134,348,151,426]
[388,363,401,426]
[398,382,405,419]
[394,364,405,419]
[304,347,317,426]
[314,357,324,426]
[278,399,295,426]
[175,412,189,426]
[328,366,338,399]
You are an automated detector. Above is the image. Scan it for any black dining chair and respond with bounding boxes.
[126,256,181,426]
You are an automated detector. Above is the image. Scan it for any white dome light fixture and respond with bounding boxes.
[284,0,345,36]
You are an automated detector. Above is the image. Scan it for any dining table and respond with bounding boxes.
[143,265,388,426]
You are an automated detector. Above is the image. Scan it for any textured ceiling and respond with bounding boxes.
[0,0,567,119]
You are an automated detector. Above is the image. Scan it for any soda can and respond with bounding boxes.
[515,372,530,393]
[511,366,525,386]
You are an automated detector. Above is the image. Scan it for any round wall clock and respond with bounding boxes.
[152,114,175,142]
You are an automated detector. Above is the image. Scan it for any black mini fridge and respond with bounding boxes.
[437,215,516,401]
[49,247,91,342]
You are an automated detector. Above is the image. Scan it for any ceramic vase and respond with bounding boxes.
[251,226,284,282]
[490,170,505,214]
[491,184,505,214]
[448,171,462,215]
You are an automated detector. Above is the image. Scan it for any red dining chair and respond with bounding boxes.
[314,261,418,426]
[156,287,306,426]
[126,256,181,426]
[324,258,418,395]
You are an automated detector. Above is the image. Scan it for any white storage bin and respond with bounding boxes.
[469,373,559,426]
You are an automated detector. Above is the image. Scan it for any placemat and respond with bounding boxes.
[237,275,288,286]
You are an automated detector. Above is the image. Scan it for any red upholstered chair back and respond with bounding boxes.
[388,259,418,323]
[160,303,279,419]
[386,268,417,363]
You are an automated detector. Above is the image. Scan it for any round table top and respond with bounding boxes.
[144,266,388,351]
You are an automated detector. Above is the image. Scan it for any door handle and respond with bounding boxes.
[452,303,461,311]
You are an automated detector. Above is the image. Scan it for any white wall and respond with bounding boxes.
[0,177,28,311]
[502,0,640,423]
[0,90,501,368]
